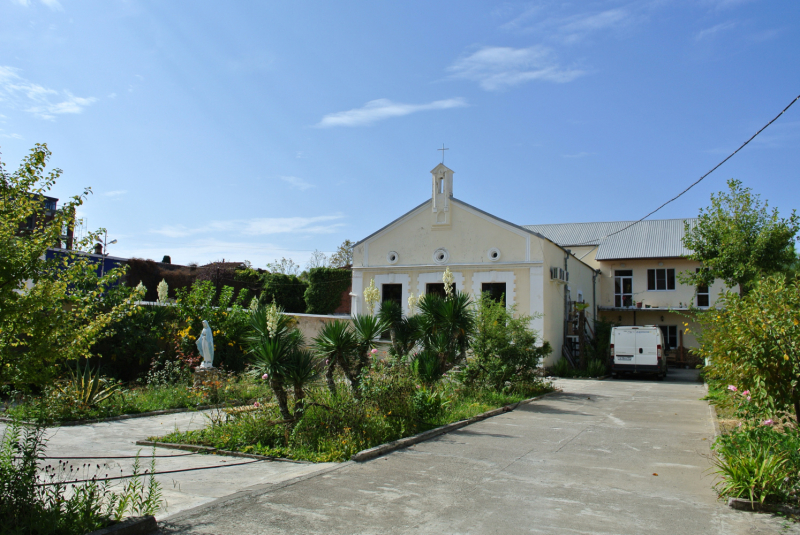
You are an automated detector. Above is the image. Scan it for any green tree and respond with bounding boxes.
[680,179,799,295]
[329,239,355,268]
[261,272,307,313]
[697,276,800,423]
[303,267,351,314]
[0,144,142,388]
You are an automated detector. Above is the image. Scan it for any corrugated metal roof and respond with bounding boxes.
[524,219,697,260]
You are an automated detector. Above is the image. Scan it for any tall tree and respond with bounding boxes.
[329,239,354,268]
[680,179,799,296]
[0,144,142,387]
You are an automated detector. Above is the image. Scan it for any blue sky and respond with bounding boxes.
[2,0,799,268]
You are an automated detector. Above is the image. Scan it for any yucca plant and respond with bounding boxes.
[379,300,421,360]
[284,349,322,417]
[713,441,790,504]
[351,314,390,384]
[313,320,359,397]
[56,361,118,408]
[246,303,305,421]
[416,291,475,374]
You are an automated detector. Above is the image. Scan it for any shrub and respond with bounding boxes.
[303,267,351,315]
[461,294,550,391]
[696,275,800,423]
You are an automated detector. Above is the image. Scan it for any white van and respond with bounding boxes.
[610,326,667,379]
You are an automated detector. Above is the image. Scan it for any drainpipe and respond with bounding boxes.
[563,250,570,358]
[592,270,599,321]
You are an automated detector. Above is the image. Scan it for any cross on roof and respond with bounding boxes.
[437,143,448,164]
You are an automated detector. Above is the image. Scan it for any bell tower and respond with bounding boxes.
[431,163,453,228]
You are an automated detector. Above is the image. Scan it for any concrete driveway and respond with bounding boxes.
[157,369,799,534]
[1,409,335,518]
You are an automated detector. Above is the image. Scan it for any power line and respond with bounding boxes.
[35,458,264,487]
[568,92,800,248]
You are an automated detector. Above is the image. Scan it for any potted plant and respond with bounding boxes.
[636,301,643,309]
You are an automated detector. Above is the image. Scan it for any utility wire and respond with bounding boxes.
[567,93,800,248]
[35,458,264,487]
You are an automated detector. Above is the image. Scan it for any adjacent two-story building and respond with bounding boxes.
[351,163,726,366]
[527,220,732,364]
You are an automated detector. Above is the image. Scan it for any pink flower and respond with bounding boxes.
[728,385,737,392]
[746,396,751,402]
[742,390,750,396]
[762,419,774,426]
[325,359,330,365]
[262,373,269,380]
[371,349,378,354]
[253,401,260,408]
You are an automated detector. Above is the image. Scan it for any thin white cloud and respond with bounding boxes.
[501,5,639,44]
[102,190,127,197]
[447,46,584,91]
[151,215,345,238]
[280,176,314,191]
[695,21,737,41]
[0,66,95,120]
[12,0,62,10]
[316,98,467,128]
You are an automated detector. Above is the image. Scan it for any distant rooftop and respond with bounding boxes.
[524,218,697,260]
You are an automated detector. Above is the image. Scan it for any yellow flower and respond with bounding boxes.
[785,354,790,361]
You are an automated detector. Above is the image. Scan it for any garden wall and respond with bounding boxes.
[286,312,391,358]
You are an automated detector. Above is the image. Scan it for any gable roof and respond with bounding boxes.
[524,218,697,260]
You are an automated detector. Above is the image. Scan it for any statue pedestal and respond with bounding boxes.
[193,366,221,387]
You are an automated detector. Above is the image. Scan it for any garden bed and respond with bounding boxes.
[2,376,273,425]
[150,378,554,463]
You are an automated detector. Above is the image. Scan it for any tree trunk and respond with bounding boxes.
[270,378,292,422]
[794,394,800,426]
[325,360,337,397]
[293,383,305,419]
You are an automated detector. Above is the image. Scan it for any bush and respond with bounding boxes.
[461,294,550,391]
[303,267,351,315]
[696,275,800,423]
[261,273,307,313]
[712,425,800,505]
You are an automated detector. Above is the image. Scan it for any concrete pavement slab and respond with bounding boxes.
[1,409,335,519]
[156,370,800,534]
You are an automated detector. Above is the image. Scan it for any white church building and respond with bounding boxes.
[350,163,599,365]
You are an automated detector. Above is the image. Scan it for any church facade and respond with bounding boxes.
[350,163,598,365]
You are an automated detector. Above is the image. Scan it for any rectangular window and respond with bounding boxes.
[614,270,633,308]
[659,325,677,350]
[696,268,710,307]
[481,283,507,306]
[647,269,675,291]
[426,282,455,298]
[382,284,402,305]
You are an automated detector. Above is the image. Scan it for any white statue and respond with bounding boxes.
[196,320,215,368]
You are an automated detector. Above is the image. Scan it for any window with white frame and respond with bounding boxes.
[614,270,633,307]
[647,268,675,291]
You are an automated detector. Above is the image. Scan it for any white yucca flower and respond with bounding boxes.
[364,278,380,315]
[407,292,418,315]
[249,297,259,311]
[157,279,169,303]
[135,281,147,297]
[442,267,455,298]
[266,302,280,339]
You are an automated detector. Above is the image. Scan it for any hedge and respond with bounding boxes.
[261,273,308,313]
[304,267,351,315]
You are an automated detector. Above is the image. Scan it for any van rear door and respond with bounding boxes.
[614,328,636,365]
[635,328,660,368]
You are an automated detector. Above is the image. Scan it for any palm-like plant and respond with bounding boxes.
[284,349,321,418]
[416,291,476,373]
[313,320,358,396]
[378,301,421,360]
[246,304,305,421]
[351,314,390,386]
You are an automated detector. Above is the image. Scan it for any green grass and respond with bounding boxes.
[153,373,552,463]
[5,375,273,425]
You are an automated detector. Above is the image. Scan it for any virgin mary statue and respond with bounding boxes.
[196,320,215,368]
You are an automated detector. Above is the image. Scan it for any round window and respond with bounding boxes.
[387,251,399,265]
[433,248,449,264]
[487,248,501,262]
